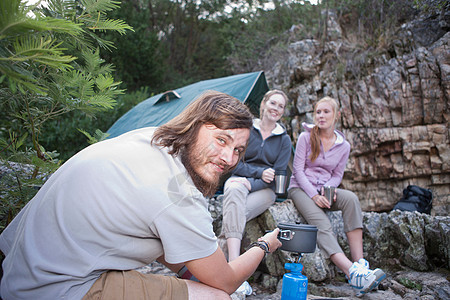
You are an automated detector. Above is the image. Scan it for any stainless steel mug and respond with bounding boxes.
[275,170,287,194]
[322,186,336,206]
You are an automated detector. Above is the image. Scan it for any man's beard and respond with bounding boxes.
[180,144,233,198]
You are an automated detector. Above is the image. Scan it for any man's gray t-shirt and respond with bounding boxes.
[0,127,217,299]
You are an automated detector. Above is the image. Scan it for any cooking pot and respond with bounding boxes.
[277,223,318,253]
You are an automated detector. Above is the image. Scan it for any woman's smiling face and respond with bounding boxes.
[261,94,286,122]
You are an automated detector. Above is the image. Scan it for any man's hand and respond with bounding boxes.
[258,228,282,253]
[184,228,282,294]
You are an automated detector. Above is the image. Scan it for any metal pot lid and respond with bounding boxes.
[278,222,318,231]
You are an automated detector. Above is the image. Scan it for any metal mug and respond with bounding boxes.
[322,186,336,206]
[275,170,287,194]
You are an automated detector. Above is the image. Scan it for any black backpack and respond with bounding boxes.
[393,185,433,214]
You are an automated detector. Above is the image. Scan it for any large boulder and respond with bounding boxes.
[210,197,450,285]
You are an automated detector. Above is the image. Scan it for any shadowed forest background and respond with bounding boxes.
[0,0,448,230]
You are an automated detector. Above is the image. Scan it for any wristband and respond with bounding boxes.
[260,240,270,252]
[248,241,270,254]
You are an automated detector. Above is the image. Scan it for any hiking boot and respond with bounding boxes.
[348,262,386,297]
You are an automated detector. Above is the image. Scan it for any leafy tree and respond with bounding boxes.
[0,0,132,230]
[100,0,166,92]
[101,0,238,93]
[40,86,151,160]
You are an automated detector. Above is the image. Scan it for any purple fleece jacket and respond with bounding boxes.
[288,123,350,198]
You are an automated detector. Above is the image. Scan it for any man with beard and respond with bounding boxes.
[0,91,282,300]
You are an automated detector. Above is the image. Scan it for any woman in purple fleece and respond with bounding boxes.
[288,96,385,297]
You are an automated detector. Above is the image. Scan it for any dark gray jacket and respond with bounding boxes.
[232,119,292,192]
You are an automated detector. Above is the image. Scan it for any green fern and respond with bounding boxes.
[83,18,131,34]
[11,37,76,67]
[81,48,114,75]
[78,128,109,144]
[42,0,133,51]
[84,31,115,50]
[95,73,119,92]
[81,0,121,14]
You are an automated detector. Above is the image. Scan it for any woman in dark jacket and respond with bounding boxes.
[220,90,291,294]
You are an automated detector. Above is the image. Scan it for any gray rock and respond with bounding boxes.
[253,200,450,273]
[208,195,450,299]
[138,195,450,299]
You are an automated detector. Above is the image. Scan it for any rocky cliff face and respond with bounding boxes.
[262,10,449,215]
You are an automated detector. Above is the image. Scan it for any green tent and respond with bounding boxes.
[107,71,269,138]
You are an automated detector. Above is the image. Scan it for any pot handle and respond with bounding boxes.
[279,230,295,241]
[265,229,296,241]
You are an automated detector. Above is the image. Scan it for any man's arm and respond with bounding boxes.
[156,256,184,274]
[185,229,281,294]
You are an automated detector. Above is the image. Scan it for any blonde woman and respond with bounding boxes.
[288,96,385,297]
[220,90,292,295]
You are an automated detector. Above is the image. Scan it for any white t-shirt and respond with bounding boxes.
[0,127,217,299]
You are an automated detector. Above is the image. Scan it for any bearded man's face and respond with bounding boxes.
[181,124,249,197]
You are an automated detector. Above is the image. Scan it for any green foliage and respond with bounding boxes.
[0,0,81,94]
[39,86,151,160]
[0,131,60,231]
[78,128,110,144]
[413,0,449,12]
[42,0,133,50]
[99,1,167,92]
[398,277,422,291]
[100,0,241,93]
[99,0,321,93]
[0,0,131,229]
